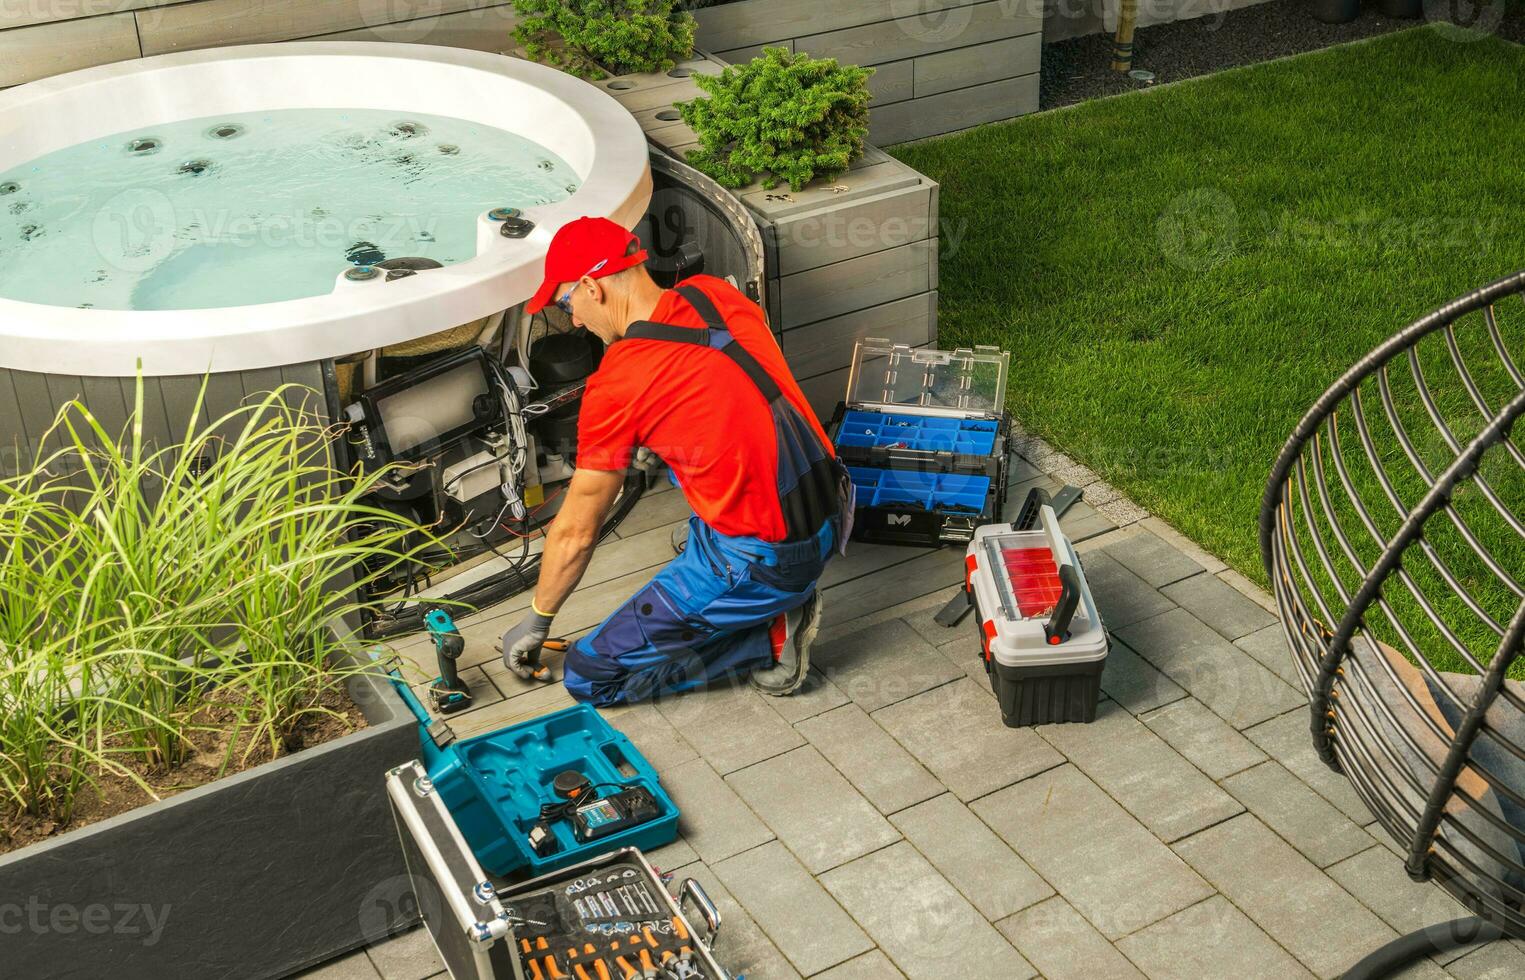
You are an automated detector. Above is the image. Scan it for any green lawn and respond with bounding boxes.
[893,27,1525,592]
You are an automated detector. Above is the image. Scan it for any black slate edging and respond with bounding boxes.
[0,663,421,980]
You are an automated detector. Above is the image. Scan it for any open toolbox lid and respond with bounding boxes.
[966,489,1108,668]
[845,338,1010,419]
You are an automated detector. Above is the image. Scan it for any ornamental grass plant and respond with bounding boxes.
[0,381,433,828]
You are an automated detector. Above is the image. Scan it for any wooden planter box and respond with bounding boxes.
[0,660,421,980]
[596,55,941,423]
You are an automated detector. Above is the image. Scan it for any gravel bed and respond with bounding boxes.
[1040,0,1524,110]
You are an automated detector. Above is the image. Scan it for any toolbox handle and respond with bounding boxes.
[1045,564,1082,644]
[677,877,722,948]
[1014,487,1050,531]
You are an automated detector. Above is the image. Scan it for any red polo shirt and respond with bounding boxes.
[575,275,832,542]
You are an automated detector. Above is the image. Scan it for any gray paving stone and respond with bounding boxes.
[299,949,383,980]
[764,667,849,724]
[813,949,906,979]
[611,487,693,537]
[1078,550,1177,630]
[1162,572,1279,641]
[1326,846,1470,961]
[1140,516,1229,574]
[812,619,965,713]
[597,700,698,772]
[1141,696,1268,780]
[972,765,1213,939]
[1386,959,1453,979]
[795,703,944,815]
[996,896,1145,980]
[1038,700,1243,842]
[1116,895,1314,980]
[646,834,699,874]
[653,679,804,775]
[365,926,445,980]
[1236,622,1304,688]
[1117,608,1304,729]
[873,678,1064,802]
[1245,710,1372,823]
[1101,638,1188,715]
[713,841,873,976]
[890,793,1054,920]
[1103,528,1206,588]
[820,548,965,629]
[1447,938,1525,979]
[877,584,966,648]
[725,745,900,874]
[927,637,1000,698]
[1221,762,1374,868]
[821,842,1036,980]
[668,863,802,980]
[1172,814,1396,978]
[662,758,774,864]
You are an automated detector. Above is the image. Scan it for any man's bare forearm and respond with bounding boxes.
[534,519,600,614]
[531,468,627,615]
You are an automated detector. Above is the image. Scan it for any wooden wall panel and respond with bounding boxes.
[4,0,173,31]
[136,0,502,56]
[0,12,139,87]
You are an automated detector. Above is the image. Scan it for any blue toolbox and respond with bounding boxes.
[829,339,1012,547]
[390,675,680,878]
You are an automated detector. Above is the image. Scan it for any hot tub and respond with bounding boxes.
[0,41,652,463]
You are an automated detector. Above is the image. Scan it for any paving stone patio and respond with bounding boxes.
[304,450,1525,980]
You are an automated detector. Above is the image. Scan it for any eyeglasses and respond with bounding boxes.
[555,258,610,315]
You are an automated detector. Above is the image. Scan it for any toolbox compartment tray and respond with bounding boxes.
[830,406,1010,481]
[846,465,1002,547]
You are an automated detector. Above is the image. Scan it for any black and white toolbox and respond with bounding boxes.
[963,489,1110,727]
[829,339,1012,547]
[384,759,729,980]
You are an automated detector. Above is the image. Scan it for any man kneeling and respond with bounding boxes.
[498,217,850,707]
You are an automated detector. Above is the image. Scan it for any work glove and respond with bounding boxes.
[498,610,554,682]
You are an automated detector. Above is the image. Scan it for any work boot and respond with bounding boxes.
[750,592,822,696]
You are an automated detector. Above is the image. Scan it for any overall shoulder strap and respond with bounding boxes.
[625,284,785,403]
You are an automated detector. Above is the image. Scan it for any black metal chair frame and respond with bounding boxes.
[1261,270,1525,976]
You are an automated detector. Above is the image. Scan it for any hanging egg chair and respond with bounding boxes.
[1261,270,1525,976]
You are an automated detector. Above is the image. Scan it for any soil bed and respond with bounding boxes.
[1,684,366,855]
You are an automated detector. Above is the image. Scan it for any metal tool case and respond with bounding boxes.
[385,760,526,980]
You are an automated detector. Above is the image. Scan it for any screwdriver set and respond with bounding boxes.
[501,849,727,980]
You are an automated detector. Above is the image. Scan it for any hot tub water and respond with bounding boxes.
[0,107,580,311]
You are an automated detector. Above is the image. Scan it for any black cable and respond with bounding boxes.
[367,467,648,638]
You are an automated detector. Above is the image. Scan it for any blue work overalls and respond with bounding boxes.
[563,284,851,707]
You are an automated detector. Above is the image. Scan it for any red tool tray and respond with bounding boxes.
[1002,546,1064,618]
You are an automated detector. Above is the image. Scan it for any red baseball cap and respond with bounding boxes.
[525,216,649,314]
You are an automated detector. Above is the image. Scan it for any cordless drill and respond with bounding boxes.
[424,608,472,715]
